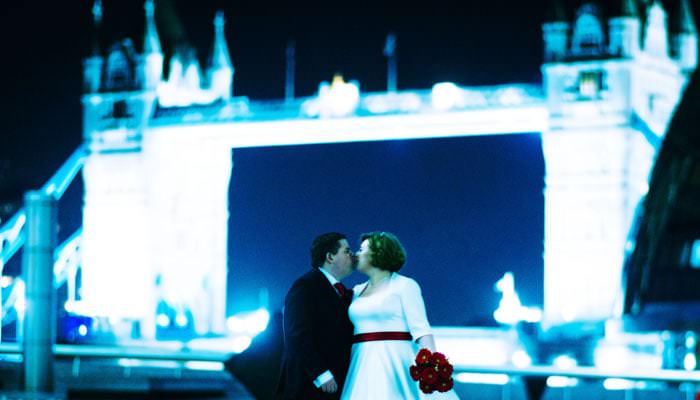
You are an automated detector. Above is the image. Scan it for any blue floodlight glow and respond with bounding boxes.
[431,82,462,111]
[546,376,579,388]
[226,308,270,336]
[302,74,361,118]
[0,212,26,265]
[493,272,542,325]
[248,309,270,335]
[639,182,649,196]
[691,240,700,268]
[156,313,170,327]
[62,300,100,317]
[593,342,665,371]
[363,92,422,114]
[175,314,188,327]
[494,87,525,106]
[686,333,696,348]
[454,373,510,385]
[118,359,181,369]
[602,378,641,390]
[684,353,697,371]
[12,281,25,317]
[226,316,244,333]
[183,361,224,371]
[230,335,252,354]
[435,335,511,367]
[510,349,533,368]
[552,354,577,369]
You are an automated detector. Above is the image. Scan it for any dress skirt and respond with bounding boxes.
[341,339,422,399]
[339,274,460,399]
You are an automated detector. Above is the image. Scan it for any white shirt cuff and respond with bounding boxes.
[313,370,334,387]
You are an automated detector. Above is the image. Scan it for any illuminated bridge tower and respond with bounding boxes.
[540,0,696,325]
[80,1,234,337]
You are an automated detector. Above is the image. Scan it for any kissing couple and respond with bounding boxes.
[276,231,460,399]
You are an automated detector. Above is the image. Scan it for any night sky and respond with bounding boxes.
[2,1,549,326]
[229,135,545,325]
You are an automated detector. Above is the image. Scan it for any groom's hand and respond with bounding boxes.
[319,378,338,393]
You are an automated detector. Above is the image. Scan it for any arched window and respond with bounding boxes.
[571,4,605,56]
[104,40,137,91]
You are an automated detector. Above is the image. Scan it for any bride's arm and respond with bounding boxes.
[416,334,436,352]
[400,278,434,351]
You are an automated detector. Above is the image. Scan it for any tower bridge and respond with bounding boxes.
[1,0,697,344]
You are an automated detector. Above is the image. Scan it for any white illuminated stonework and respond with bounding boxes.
[540,1,694,326]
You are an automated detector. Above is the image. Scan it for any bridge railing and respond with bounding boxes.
[149,84,546,126]
[0,145,87,333]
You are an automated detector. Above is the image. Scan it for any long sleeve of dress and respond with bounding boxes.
[399,277,432,340]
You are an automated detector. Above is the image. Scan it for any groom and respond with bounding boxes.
[276,232,355,399]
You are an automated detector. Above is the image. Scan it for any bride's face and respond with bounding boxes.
[356,239,373,273]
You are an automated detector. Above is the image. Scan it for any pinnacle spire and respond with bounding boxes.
[90,0,103,56]
[92,0,102,25]
[144,0,162,54]
[205,11,234,100]
[209,11,233,70]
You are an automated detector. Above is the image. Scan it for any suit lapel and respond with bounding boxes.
[312,268,346,309]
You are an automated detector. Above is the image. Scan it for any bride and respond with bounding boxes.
[341,231,460,399]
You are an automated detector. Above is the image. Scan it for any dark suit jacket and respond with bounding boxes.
[276,268,354,400]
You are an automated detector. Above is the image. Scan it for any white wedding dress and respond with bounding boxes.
[340,273,460,399]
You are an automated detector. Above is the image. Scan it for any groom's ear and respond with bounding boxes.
[326,252,333,263]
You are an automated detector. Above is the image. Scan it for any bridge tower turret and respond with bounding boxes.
[79,0,166,339]
[540,0,691,326]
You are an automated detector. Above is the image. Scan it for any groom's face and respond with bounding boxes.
[330,239,354,279]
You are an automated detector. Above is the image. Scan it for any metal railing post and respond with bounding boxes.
[22,191,56,393]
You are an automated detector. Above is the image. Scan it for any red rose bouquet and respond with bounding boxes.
[409,348,455,393]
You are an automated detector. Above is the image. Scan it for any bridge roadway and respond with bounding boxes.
[152,103,549,150]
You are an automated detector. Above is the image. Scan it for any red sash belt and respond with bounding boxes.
[353,331,412,343]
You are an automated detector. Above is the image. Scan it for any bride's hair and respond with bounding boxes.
[360,231,406,272]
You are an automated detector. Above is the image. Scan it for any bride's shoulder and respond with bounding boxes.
[393,273,420,288]
[393,272,412,281]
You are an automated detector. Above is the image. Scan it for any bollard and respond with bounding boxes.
[22,191,56,393]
